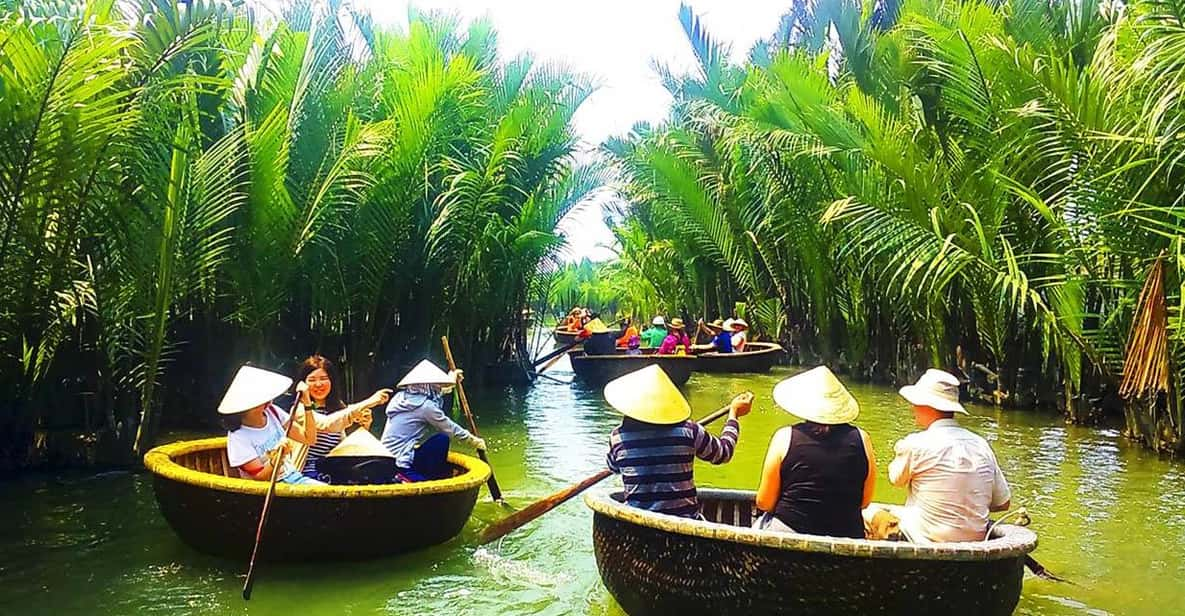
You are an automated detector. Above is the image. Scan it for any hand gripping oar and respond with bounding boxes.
[479,402,734,545]
[442,336,504,503]
[242,384,307,600]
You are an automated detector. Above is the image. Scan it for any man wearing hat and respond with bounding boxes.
[692,319,732,354]
[381,360,486,482]
[885,369,1011,542]
[639,316,668,349]
[220,365,323,485]
[604,365,754,518]
[725,318,749,352]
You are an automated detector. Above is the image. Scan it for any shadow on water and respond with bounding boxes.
[1,366,1183,614]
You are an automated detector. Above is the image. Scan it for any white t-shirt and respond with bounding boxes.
[888,419,1011,542]
[226,404,296,479]
[731,330,748,350]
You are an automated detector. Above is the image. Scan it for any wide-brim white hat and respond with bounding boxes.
[727,318,749,330]
[604,364,690,425]
[899,369,967,414]
[326,428,394,458]
[397,359,455,388]
[651,316,666,326]
[772,366,859,425]
[217,365,293,415]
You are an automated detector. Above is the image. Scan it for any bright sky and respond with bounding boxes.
[362,1,793,261]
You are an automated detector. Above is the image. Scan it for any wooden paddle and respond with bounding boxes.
[442,336,504,503]
[479,402,735,545]
[242,384,307,600]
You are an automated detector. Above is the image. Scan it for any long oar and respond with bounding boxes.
[532,317,627,369]
[442,336,504,504]
[479,402,733,545]
[242,386,306,600]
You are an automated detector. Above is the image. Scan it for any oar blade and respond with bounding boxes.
[479,469,613,544]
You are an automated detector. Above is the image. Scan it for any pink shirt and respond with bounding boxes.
[888,419,1011,542]
[657,332,690,355]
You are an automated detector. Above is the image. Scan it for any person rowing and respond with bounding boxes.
[656,318,691,355]
[604,365,753,518]
[578,318,617,355]
[380,360,487,482]
[690,318,732,354]
[219,366,323,485]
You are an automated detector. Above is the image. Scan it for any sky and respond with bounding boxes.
[361,0,794,261]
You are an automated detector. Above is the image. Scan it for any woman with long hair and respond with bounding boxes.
[294,355,392,481]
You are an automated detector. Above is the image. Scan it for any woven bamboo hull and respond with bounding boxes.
[587,489,1036,616]
[569,352,695,386]
[693,342,784,373]
[144,438,490,561]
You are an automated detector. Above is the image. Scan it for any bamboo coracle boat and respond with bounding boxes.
[144,438,490,561]
[586,489,1038,615]
[693,341,784,373]
[554,326,622,345]
[569,351,696,386]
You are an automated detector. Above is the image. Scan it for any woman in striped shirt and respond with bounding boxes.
[294,355,392,482]
[604,365,753,518]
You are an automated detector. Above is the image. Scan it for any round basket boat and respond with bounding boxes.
[553,327,622,345]
[569,351,696,386]
[586,489,1037,616]
[143,438,490,561]
[693,341,784,373]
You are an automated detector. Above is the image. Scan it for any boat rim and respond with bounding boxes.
[144,437,491,498]
[585,488,1038,561]
[573,353,698,361]
[698,341,783,358]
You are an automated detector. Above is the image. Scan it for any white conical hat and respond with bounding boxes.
[217,365,293,415]
[604,364,690,425]
[397,359,455,388]
[772,366,859,425]
[326,428,394,458]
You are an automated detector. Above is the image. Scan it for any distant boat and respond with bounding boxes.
[568,351,696,386]
[586,488,1038,616]
[143,438,489,560]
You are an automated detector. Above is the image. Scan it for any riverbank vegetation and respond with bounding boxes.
[0,0,600,468]
[605,0,1183,452]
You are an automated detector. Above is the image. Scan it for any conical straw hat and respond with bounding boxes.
[772,366,859,425]
[397,359,455,388]
[604,364,690,425]
[217,365,293,415]
[582,318,611,334]
[326,428,394,458]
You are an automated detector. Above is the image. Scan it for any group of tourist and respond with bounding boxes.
[603,364,1011,544]
[219,355,484,486]
[575,313,750,356]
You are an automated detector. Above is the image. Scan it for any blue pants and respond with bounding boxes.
[397,434,451,482]
[281,472,325,486]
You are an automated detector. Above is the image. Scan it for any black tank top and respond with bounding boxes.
[773,423,867,538]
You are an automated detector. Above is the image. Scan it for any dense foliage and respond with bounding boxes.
[609,0,1184,451]
[0,0,600,466]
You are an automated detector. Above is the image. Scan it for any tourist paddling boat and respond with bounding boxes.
[144,437,489,561]
[694,341,783,373]
[586,488,1038,616]
[569,351,696,386]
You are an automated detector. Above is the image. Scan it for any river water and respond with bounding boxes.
[1,362,1181,615]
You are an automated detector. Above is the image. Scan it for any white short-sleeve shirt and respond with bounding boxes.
[226,404,296,479]
[888,418,1011,542]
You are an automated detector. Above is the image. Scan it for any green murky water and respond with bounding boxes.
[2,361,1181,615]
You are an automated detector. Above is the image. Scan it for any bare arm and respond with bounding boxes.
[755,428,791,512]
[859,429,877,509]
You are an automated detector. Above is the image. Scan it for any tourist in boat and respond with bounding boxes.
[752,366,876,538]
[293,355,393,481]
[691,319,731,354]
[876,369,1011,543]
[219,365,324,485]
[381,360,486,482]
[640,316,668,348]
[657,318,692,355]
[562,307,582,331]
[604,364,753,518]
[579,318,618,355]
[726,318,749,351]
[615,316,640,350]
